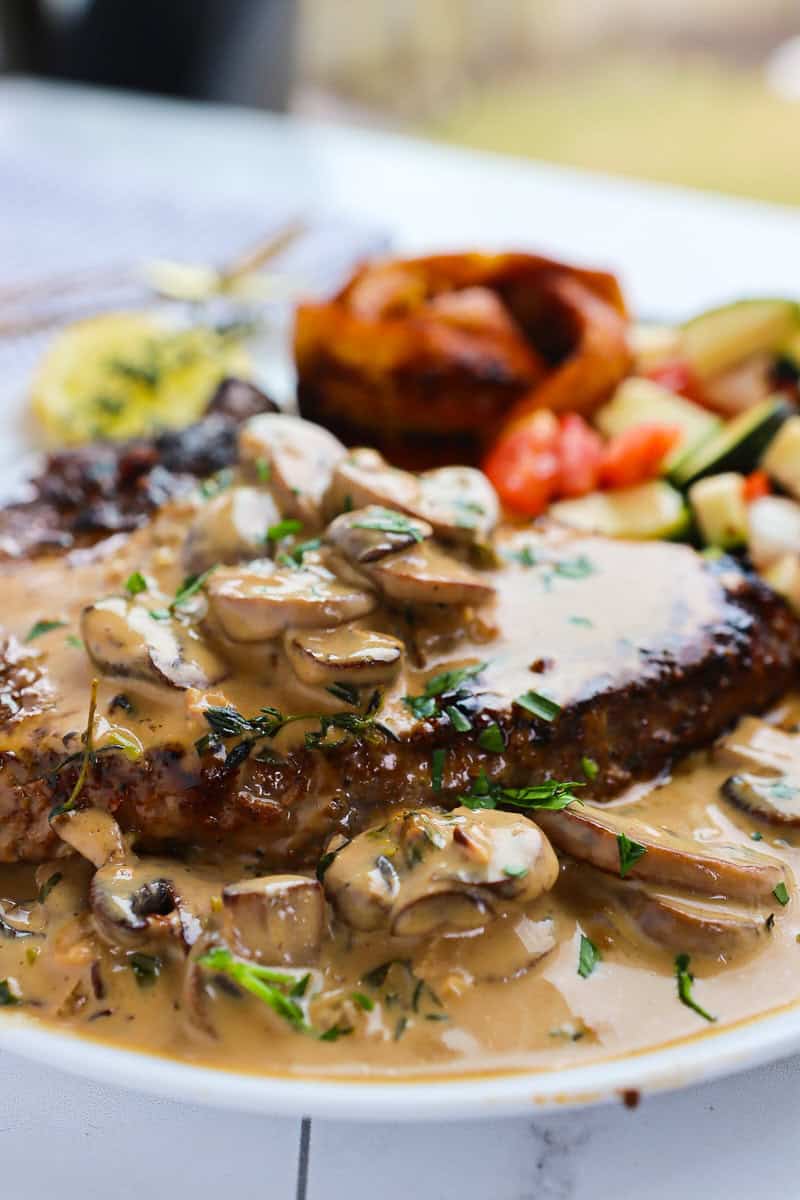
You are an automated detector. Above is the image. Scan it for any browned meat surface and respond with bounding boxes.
[0,378,275,559]
[1,535,798,866]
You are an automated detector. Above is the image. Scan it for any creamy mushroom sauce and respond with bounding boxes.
[0,440,799,1080]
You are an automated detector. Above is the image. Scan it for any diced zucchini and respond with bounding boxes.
[549,481,689,541]
[629,324,683,373]
[762,415,800,500]
[595,377,720,471]
[747,496,800,569]
[689,472,748,549]
[761,554,800,615]
[682,299,800,380]
[671,396,790,488]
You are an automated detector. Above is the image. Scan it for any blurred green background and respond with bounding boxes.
[295,0,800,206]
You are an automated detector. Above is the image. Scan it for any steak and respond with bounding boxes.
[1,506,798,866]
[0,378,275,560]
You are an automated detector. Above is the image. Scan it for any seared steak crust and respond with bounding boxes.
[2,562,798,866]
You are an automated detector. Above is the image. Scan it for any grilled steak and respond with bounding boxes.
[0,460,797,867]
[0,378,275,560]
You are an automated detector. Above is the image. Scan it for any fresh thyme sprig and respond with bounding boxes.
[196,689,397,761]
[402,661,488,731]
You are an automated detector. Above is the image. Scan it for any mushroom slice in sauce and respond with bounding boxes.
[222,874,325,966]
[82,597,227,690]
[536,802,788,903]
[418,913,556,985]
[325,506,433,564]
[90,861,192,950]
[50,807,125,869]
[415,466,500,544]
[324,447,420,520]
[715,718,800,824]
[207,562,376,643]
[323,806,559,935]
[367,543,496,607]
[183,486,281,574]
[239,413,346,525]
[575,864,768,958]
[284,625,404,687]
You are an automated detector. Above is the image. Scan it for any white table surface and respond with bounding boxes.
[2,77,800,1199]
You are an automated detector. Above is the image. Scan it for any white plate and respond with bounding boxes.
[3,1002,800,1120]
[4,78,800,1123]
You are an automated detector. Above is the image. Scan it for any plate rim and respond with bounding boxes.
[2,1002,800,1120]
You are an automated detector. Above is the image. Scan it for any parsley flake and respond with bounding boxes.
[124,571,147,596]
[515,690,561,722]
[578,934,600,979]
[675,953,716,1022]
[24,619,66,642]
[617,832,647,878]
[773,881,791,906]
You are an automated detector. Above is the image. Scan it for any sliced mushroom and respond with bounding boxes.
[51,806,125,869]
[324,447,420,519]
[324,806,559,935]
[183,486,281,574]
[577,865,767,957]
[82,597,227,690]
[415,466,500,543]
[90,861,192,950]
[222,874,325,966]
[284,625,404,686]
[0,899,45,940]
[418,913,556,985]
[536,802,788,903]
[239,412,346,525]
[207,562,376,643]
[367,542,496,607]
[325,506,433,564]
[715,717,800,824]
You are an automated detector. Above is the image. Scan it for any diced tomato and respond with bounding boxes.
[598,423,682,489]
[742,469,771,503]
[483,410,560,516]
[647,359,705,404]
[557,413,603,497]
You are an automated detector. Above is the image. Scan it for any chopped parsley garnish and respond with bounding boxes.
[568,615,593,628]
[617,832,647,878]
[124,571,147,596]
[319,1023,354,1042]
[773,881,791,906]
[24,619,66,642]
[431,748,446,792]
[751,831,764,841]
[65,634,84,650]
[352,991,374,1012]
[352,508,425,542]
[327,682,359,706]
[675,954,716,1023]
[199,947,309,1031]
[551,554,595,581]
[403,661,487,723]
[255,457,271,482]
[37,872,62,904]
[515,690,561,722]
[266,518,304,543]
[459,769,583,812]
[0,980,19,1006]
[478,723,505,753]
[170,565,217,613]
[277,537,322,568]
[445,705,472,732]
[506,545,537,567]
[130,952,161,988]
[578,934,600,979]
[581,756,599,781]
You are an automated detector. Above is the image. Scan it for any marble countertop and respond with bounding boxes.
[2,76,800,1199]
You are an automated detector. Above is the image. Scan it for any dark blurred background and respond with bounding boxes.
[2,0,800,204]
